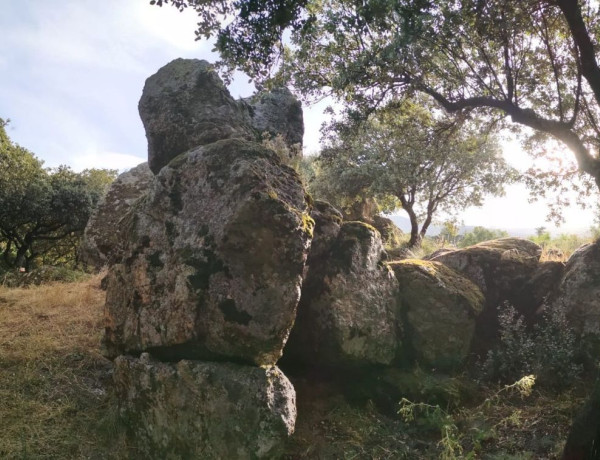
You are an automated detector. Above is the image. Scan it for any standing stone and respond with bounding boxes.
[306,200,343,264]
[103,139,313,366]
[80,162,154,269]
[139,59,255,174]
[388,260,484,370]
[432,238,542,354]
[553,242,600,336]
[285,221,400,369]
[432,238,542,300]
[245,87,304,153]
[114,353,296,459]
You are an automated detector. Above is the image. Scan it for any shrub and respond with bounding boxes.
[0,266,88,287]
[482,302,583,390]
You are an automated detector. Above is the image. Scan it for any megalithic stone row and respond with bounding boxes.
[103,139,313,366]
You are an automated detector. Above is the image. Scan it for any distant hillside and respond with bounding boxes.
[385,214,536,238]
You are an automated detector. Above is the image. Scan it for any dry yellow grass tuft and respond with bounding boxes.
[0,274,130,459]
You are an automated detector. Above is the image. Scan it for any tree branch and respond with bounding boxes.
[556,0,600,107]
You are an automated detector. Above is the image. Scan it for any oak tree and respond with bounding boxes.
[311,100,516,246]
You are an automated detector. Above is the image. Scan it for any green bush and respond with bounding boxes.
[0,266,88,287]
[481,302,583,390]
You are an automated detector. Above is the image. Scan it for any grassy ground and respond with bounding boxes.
[0,276,589,459]
[0,275,130,459]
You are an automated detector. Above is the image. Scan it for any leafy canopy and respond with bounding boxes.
[310,99,517,246]
[0,119,117,270]
[153,0,600,198]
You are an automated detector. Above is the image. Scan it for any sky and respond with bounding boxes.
[0,0,596,234]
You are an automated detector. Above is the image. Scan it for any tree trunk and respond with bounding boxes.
[419,208,434,241]
[404,205,421,248]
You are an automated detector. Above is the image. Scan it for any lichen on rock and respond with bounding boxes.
[388,259,484,370]
[80,162,154,269]
[103,139,312,366]
[552,241,600,336]
[114,353,296,459]
[432,237,542,354]
[284,221,400,369]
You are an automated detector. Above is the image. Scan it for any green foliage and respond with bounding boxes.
[310,100,517,247]
[459,227,509,248]
[399,375,537,459]
[482,303,583,390]
[0,266,88,287]
[528,231,592,260]
[154,0,600,202]
[0,119,117,271]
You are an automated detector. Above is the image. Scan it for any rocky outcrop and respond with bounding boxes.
[389,260,484,370]
[114,353,296,459]
[80,162,154,269]
[285,221,400,369]
[516,260,565,321]
[245,87,304,152]
[139,59,255,174]
[139,59,305,175]
[106,60,314,458]
[553,242,600,336]
[372,215,403,248]
[103,139,313,366]
[432,238,542,300]
[432,238,542,354]
[306,200,343,264]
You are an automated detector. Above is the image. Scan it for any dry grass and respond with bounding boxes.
[0,274,128,459]
[0,275,588,459]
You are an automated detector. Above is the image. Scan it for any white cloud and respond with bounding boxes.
[70,150,146,173]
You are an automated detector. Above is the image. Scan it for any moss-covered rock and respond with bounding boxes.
[432,238,542,355]
[139,59,256,175]
[284,221,400,370]
[389,259,484,370]
[306,200,343,265]
[553,242,600,336]
[372,215,404,249]
[114,353,296,459]
[103,139,312,366]
[80,162,154,270]
[243,86,304,153]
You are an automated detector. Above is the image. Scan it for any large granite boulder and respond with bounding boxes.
[432,238,542,354]
[114,353,296,459]
[103,139,313,366]
[388,260,484,370]
[245,87,304,152]
[432,238,542,299]
[139,59,306,175]
[372,215,403,248]
[139,59,255,174]
[284,221,400,369]
[305,200,343,264]
[80,162,154,269]
[516,260,565,322]
[553,242,600,336]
